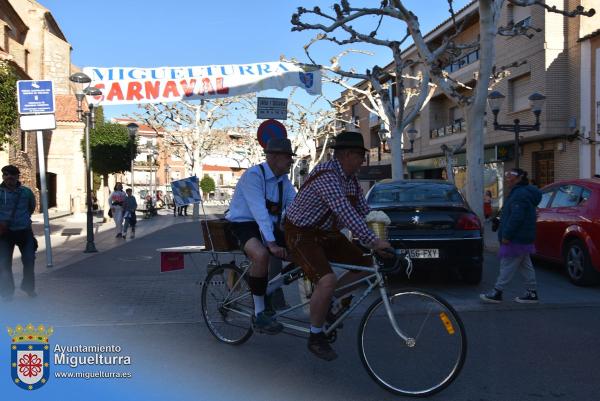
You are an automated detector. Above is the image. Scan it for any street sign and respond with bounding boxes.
[257,97,288,120]
[19,114,56,131]
[257,119,287,149]
[17,80,55,114]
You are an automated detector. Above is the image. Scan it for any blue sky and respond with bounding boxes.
[39,0,470,122]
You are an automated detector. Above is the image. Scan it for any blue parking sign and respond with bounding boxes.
[17,80,55,114]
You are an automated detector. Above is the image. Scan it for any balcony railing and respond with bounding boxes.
[442,49,480,74]
[430,119,467,139]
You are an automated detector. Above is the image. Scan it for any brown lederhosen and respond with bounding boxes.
[284,170,371,282]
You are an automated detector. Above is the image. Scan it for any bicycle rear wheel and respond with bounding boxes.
[358,290,466,397]
[201,263,254,345]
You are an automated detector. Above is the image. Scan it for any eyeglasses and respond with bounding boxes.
[504,171,520,177]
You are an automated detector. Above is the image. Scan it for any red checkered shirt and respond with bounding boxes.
[286,158,376,244]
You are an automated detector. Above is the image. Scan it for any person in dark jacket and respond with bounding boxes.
[0,165,37,301]
[481,168,542,304]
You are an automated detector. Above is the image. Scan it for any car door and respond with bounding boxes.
[545,185,583,260]
[535,187,557,258]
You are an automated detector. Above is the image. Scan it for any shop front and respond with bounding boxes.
[407,147,505,211]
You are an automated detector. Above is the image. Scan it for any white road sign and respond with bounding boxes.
[257,97,288,120]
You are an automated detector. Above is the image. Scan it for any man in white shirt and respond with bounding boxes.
[226,138,296,334]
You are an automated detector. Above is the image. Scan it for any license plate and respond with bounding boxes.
[406,249,439,258]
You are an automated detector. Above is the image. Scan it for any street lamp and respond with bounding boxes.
[126,123,139,197]
[378,127,417,153]
[70,72,102,253]
[146,145,159,205]
[487,90,546,169]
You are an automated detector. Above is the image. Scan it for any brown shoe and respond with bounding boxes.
[308,332,338,361]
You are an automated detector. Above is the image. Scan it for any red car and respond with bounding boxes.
[535,178,600,285]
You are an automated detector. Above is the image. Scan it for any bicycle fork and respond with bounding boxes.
[377,281,416,347]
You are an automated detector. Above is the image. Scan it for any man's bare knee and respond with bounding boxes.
[245,239,270,276]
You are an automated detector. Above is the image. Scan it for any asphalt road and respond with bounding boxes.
[2,221,599,401]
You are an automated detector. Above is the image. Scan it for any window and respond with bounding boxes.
[538,189,554,208]
[367,183,464,206]
[510,74,531,112]
[550,185,583,208]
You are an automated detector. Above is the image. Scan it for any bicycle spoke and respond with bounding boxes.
[359,290,466,396]
[201,265,254,345]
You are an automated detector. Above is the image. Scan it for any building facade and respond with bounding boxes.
[338,0,599,202]
[1,0,87,213]
[579,28,600,177]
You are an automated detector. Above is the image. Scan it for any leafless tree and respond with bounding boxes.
[135,96,252,178]
[291,6,436,179]
[292,0,594,220]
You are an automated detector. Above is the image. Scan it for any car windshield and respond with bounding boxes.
[368,182,464,206]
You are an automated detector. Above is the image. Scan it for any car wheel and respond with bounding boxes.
[564,239,600,286]
[460,264,482,285]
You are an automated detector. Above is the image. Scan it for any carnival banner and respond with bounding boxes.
[82,61,321,106]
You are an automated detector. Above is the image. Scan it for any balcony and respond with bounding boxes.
[442,49,479,74]
[430,119,467,139]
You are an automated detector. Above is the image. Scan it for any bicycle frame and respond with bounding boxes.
[217,255,415,345]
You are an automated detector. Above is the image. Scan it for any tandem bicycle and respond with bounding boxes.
[199,245,467,397]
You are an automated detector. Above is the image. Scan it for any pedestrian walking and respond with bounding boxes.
[0,165,38,301]
[480,168,542,304]
[122,188,137,239]
[108,183,127,237]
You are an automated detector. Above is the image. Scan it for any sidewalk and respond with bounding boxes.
[12,205,227,274]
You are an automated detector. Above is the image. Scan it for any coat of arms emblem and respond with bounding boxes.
[299,72,314,88]
[8,323,53,390]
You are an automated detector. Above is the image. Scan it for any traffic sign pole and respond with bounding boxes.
[35,131,53,267]
[17,80,56,267]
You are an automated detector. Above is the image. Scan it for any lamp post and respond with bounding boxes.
[126,123,139,197]
[146,146,159,207]
[487,91,546,169]
[69,72,102,253]
[378,127,418,153]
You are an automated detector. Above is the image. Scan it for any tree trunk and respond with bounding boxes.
[444,151,456,183]
[465,0,500,222]
[390,125,404,179]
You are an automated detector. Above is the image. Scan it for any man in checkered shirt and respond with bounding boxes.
[285,131,391,361]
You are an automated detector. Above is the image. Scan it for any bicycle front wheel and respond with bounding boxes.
[201,264,254,345]
[358,290,466,397]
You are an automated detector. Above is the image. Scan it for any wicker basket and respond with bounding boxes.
[201,219,238,251]
[367,221,388,240]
